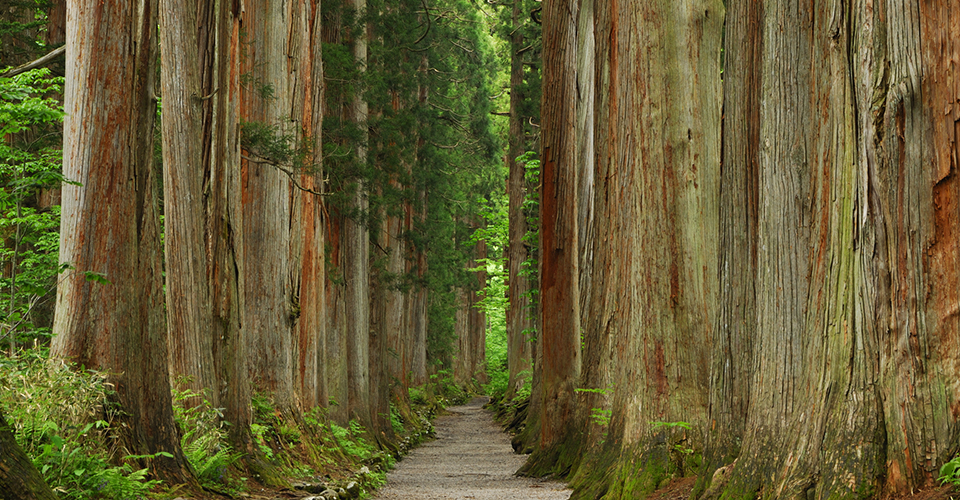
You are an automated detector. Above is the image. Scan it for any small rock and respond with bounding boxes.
[319,489,340,499]
[344,481,361,499]
[358,466,370,475]
[307,483,328,494]
[293,481,328,493]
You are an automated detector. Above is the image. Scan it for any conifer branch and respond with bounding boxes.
[412,0,432,46]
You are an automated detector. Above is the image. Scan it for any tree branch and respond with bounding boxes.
[412,0,432,46]
[0,46,65,78]
[241,154,329,197]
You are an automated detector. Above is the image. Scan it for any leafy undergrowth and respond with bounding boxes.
[0,349,162,499]
[1,347,476,500]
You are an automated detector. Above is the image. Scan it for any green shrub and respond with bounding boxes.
[331,420,377,461]
[940,455,960,487]
[389,403,404,435]
[171,384,242,492]
[0,350,161,499]
[0,69,71,350]
[409,386,427,405]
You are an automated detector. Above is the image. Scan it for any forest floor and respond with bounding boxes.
[372,396,572,500]
[228,396,960,500]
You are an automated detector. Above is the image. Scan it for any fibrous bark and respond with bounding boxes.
[0,410,57,500]
[702,2,960,498]
[344,0,372,428]
[696,0,761,494]
[160,0,216,406]
[53,0,191,481]
[520,0,581,476]
[573,1,722,497]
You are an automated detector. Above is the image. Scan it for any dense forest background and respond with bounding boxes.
[2,0,960,500]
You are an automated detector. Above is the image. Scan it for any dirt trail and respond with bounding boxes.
[375,397,571,500]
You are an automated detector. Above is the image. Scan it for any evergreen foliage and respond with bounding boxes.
[323,0,507,368]
[0,0,53,66]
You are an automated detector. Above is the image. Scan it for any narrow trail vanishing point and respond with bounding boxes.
[375,397,572,500]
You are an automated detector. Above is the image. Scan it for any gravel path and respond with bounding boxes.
[375,397,572,500]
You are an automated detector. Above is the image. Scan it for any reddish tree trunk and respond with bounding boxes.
[701,2,960,499]
[289,0,326,411]
[53,0,191,481]
[521,0,581,475]
[238,0,320,415]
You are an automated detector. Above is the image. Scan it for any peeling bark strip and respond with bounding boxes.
[53,0,191,481]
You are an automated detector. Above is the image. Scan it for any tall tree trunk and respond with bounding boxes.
[408,61,430,387]
[159,0,216,406]
[159,0,262,473]
[201,0,257,468]
[559,1,723,497]
[703,2,960,499]
[471,238,488,385]
[454,235,486,387]
[239,0,299,414]
[344,0,372,428]
[320,5,350,424]
[237,0,324,417]
[378,197,408,395]
[325,210,349,423]
[521,0,581,476]
[504,0,534,401]
[288,0,325,412]
[52,0,191,481]
[408,239,428,386]
[368,205,396,441]
[454,287,470,385]
[695,0,761,494]
[0,410,57,500]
